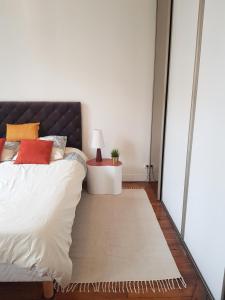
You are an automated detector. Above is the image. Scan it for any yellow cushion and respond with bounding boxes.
[6,123,40,142]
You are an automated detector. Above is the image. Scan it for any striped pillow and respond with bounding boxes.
[39,136,67,161]
[1,141,19,161]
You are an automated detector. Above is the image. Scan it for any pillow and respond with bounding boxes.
[39,136,67,160]
[0,138,6,160]
[6,123,40,142]
[14,140,53,164]
[65,147,88,162]
[1,141,19,161]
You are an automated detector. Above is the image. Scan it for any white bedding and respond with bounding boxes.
[0,148,86,286]
[0,263,50,282]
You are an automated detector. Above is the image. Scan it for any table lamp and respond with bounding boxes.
[91,129,104,162]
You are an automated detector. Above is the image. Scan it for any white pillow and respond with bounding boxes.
[39,136,67,161]
[1,141,19,161]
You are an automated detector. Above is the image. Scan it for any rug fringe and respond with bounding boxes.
[55,277,187,294]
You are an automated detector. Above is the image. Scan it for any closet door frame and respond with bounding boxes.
[180,0,205,237]
[157,0,216,299]
[156,0,173,199]
[150,0,172,195]
[159,0,204,234]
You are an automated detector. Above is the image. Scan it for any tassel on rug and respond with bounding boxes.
[54,277,187,294]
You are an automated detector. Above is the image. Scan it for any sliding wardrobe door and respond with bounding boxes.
[161,0,199,231]
[184,1,225,299]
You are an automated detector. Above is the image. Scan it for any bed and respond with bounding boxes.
[0,101,85,299]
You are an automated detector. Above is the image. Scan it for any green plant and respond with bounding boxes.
[111,149,119,158]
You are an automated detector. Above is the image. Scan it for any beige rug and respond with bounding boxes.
[58,189,186,294]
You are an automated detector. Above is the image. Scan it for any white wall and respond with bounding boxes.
[184,1,225,299]
[162,0,199,230]
[0,0,156,181]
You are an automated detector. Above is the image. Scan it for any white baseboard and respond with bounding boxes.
[122,173,148,182]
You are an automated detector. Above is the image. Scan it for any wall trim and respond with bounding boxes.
[150,0,172,190]
[123,173,148,182]
[158,0,173,200]
[180,0,205,237]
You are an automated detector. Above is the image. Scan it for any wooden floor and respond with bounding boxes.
[0,182,211,300]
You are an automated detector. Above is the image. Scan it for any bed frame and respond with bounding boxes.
[0,101,82,299]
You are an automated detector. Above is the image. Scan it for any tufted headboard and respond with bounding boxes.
[0,101,82,150]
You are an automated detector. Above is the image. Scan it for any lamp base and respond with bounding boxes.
[96,148,102,162]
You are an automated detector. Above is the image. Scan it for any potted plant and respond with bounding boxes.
[111,149,119,165]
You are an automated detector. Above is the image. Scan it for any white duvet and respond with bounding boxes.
[0,148,86,286]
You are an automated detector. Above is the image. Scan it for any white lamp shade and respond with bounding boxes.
[91,129,105,148]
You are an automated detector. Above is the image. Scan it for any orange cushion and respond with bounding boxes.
[6,123,40,142]
[0,138,6,160]
[14,140,53,164]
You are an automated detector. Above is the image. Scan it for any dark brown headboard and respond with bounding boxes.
[0,101,82,150]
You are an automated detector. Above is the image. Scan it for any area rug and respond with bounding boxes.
[57,189,186,294]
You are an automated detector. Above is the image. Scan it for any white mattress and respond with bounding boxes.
[0,148,86,285]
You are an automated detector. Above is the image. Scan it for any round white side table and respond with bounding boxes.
[87,159,122,195]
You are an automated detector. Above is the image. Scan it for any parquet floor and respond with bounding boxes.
[0,182,211,300]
